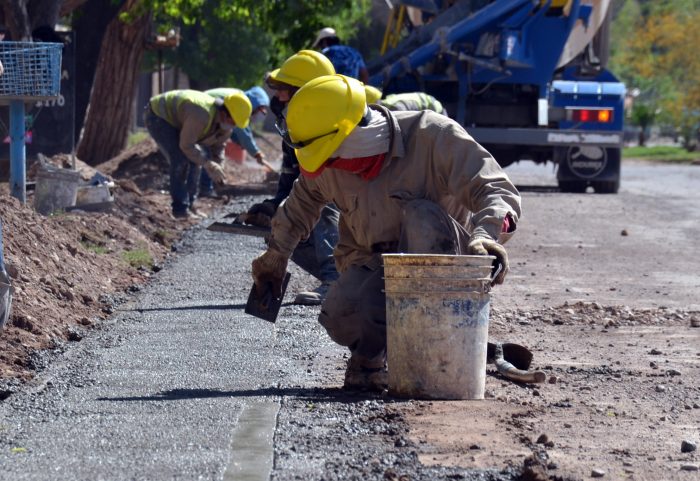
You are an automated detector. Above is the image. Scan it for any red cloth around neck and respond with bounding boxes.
[300,153,388,180]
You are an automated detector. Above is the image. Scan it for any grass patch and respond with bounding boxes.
[122,247,153,269]
[623,146,700,163]
[127,130,150,147]
[81,241,109,255]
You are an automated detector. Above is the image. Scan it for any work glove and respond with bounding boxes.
[248,200,277,217]
[467,237,509,286]
[252,248,289,298]
[244,200,277,227]
[203,160,226,185]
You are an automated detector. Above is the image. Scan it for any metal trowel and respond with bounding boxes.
[487,341,546,384]
[486,342,533,370]
[244,272,291,323]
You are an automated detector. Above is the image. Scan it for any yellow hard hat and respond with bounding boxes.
[364,85,382,104]
[223,91,252,129]
[286,74,367,173]
[268,50,336,88]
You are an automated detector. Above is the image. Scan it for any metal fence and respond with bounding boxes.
[0,41,63,98]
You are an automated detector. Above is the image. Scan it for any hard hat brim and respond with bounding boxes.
[294,131,347,174]
[269,67,303,88]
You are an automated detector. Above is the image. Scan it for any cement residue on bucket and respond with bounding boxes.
[383,253,494,400]
[33,164,80,215]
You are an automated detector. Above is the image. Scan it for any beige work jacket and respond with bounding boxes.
[270,105,522,272]
[150,91,232,166]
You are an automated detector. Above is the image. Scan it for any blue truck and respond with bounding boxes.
[368,0,625,193]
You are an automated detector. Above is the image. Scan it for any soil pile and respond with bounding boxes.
[0,132,282,384]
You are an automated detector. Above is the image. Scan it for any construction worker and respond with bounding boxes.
[202,86,271,197]
[311,27,369,83]
[251,75,521,391]
[245,50,339,306]
[364,85,448,116]
[144,89,251,219]
[381,92,448,116]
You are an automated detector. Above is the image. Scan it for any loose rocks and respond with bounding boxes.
[681,440,697,453]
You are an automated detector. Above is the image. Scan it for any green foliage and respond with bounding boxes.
[629,103,657,129]
[81,241,109,255]
[610,1,700,142]
[623,145,700,163]
[139,0,371,89]
[122,247,153,269]
[127,129,149,147]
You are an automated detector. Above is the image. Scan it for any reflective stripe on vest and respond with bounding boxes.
[150,90,217,138]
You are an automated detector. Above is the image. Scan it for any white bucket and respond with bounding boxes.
[383,253,494,400]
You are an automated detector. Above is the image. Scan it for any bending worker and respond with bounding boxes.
[364,85,447,116]
[145,89,252,219]
[251,75,521,391]
[202,87,271,196]
[245,50,339,306]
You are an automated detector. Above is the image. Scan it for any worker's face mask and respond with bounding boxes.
[250,108,267,127]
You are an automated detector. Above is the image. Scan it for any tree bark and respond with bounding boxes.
[72,0,123,145]
[76,0,150,165]
[2,0,31,40]
[26,0,60,30]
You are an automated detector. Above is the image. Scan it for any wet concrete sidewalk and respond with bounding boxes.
[0,217,329,480]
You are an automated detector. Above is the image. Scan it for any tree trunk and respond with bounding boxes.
[76,0,150,165]
[2,0,31,40]
[638,128,646,147]
[26,0,60,30]
[72,0,123,145]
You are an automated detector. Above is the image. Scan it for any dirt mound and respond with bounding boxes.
[0,131,282,383]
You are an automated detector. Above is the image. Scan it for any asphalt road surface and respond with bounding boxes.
[0,160,697,480]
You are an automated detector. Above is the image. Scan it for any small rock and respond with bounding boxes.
[563,423,572,428]
[680,464,699,472]
[536,434,549,444]
[681,440,697,453]
[650,348,663,355]
[469,444,481,450]
[591,468,606,478]
[666,369,681,377]
[5,262,18,278]
[394,438,407,447]
[691,316,700,328]
[650,361,658,369]
[548,376,558,384]
[620,229,629,236]
[655,385,666,393]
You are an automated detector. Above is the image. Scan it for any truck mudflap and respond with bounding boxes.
[555,145,620,194]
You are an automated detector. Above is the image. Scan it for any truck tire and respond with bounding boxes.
[591,179,619,194]
[558,180,587,193]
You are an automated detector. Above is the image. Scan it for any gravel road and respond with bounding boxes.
[0,161,698,480]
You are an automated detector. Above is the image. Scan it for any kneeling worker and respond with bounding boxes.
[145,89,252,218]
[252,75,521,391]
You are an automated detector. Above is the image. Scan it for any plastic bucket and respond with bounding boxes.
[33,165,80,215]
[225,140,246,164]
[383,253,494,400]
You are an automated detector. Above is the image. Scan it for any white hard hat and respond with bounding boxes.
[312,27,337,48]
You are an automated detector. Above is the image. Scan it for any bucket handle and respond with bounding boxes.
[490,258,503,285]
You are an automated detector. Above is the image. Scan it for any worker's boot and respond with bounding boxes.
[188,205,208,219]
[293,281,333,306]
[343,354,388,392]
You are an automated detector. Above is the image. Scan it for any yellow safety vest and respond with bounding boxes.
[150,90,217,137]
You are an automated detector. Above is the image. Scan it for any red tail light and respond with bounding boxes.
[569,108,613,123]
